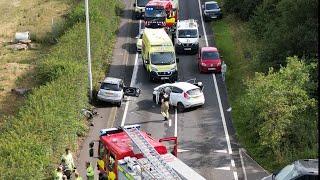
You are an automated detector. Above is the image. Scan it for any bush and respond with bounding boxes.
[235,57,318,170]
[0,0,121,178]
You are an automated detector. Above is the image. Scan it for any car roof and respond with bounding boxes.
[157,82,199,91]
[205,1,218,4]
[102,77,122,84]
[201,46,218,52]
[177,19,198,30]
[294,159,318,175]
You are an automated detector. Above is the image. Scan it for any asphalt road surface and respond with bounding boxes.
[76,0,270,179]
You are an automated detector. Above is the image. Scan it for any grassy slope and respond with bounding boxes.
[0,0,121,178]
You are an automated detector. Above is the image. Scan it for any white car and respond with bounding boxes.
[152,82,205,112]
[97,77,141,107]
[136,30,144,52]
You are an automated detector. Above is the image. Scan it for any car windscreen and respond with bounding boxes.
[150,52,175,65]
[205,3,219,10]
[178,29,198,38]
[202,51,220,60]
[187,88,201,96]
[100,83,121,91]
[137,0,149,7]
[275,164,300,180]
[145,7,166,17]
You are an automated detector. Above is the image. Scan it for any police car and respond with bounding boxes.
[152,81,205,112]
[97,77,141,107]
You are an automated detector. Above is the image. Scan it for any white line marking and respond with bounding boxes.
[121,20,141,127]
[168,119,172,127]
[233,171,239,180]
[214,149,228,153]
[212,74,233,155]
[174,108,178,137]
[215,166,231,171]
[197,0,238,179]
[177,149,190,153]
[239,149,248,180]
[231,159,235,167]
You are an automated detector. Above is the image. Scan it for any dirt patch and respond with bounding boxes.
[0,0,72,121]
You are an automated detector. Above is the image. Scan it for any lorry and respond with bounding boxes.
[175,19,200,54]
[89,124,206,180]
[144,0,177,32]
[141,28,178,82]
[133,0,150,19]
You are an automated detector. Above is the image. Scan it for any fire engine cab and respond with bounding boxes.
[89,124,206,180]
[144,0,176,32]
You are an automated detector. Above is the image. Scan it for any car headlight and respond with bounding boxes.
[217,62,221,66]
[151,66,158,71]
[201,63,207,67]
[177,40,182,45]
[204,11,208,15]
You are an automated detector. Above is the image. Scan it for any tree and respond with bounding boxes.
[237,57,317,166]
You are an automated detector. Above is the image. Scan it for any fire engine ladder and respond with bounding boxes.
[123,126,181,180]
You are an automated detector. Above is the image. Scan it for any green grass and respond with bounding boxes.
[0,0,121,178]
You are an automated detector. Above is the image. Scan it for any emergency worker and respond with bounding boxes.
[61,148,75,173]
[161,87,171,121]
[221,61,227,81]
[97,156,106,172]
[60,158,71,179]
[54,166,63,180]
[86,162,94,180]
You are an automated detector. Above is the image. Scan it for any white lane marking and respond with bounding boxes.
[197,0,208,47]
[215,166,231,171]
[231,159,236,167]
[239,149,248,180]
[212,74,233,155]
[168,119,172,127]
[196,0,239,179]
[121,20,141,127]
[174,108,178,137]
[177,149,190,153]
[214,149,228,153]
[233,171,239,180]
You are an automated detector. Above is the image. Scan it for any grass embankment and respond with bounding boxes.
[0,0,71,120]
[0,0,121,178]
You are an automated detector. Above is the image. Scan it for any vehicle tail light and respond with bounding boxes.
[183,92,190,99]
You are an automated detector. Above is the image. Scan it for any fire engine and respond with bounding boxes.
[89,124,206,180]
[144,0,177,32]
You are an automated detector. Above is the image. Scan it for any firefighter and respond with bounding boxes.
[221,61,227,81]
[54,166,63,180]
[86,162,94,180]
[161,87,171,121]
[97,156,106,172]
[61,148,75,174]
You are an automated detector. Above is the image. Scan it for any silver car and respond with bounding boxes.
[97,77,141,107]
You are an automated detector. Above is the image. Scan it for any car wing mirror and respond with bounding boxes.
[124,87,141,97]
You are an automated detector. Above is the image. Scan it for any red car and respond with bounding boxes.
[198,47,222,73]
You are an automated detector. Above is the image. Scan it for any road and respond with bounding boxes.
[76,0,270,179]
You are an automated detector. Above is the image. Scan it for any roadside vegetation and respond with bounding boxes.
[0,0,72,121]
[0,0,121,178]
[213,0,318,171]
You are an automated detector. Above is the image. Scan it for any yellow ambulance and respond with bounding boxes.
[142,28,179,82]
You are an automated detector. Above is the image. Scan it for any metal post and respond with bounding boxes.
[85,0,93,101]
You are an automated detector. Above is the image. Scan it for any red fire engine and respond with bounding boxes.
[144,0,177,31]
[89,124,205,180]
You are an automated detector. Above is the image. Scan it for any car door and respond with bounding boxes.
[170,86,183,106]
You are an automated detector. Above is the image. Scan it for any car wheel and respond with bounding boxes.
[153,94,157,104]
[198,65,202,73]
[177,102,185,112]
[117,101,121,107]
